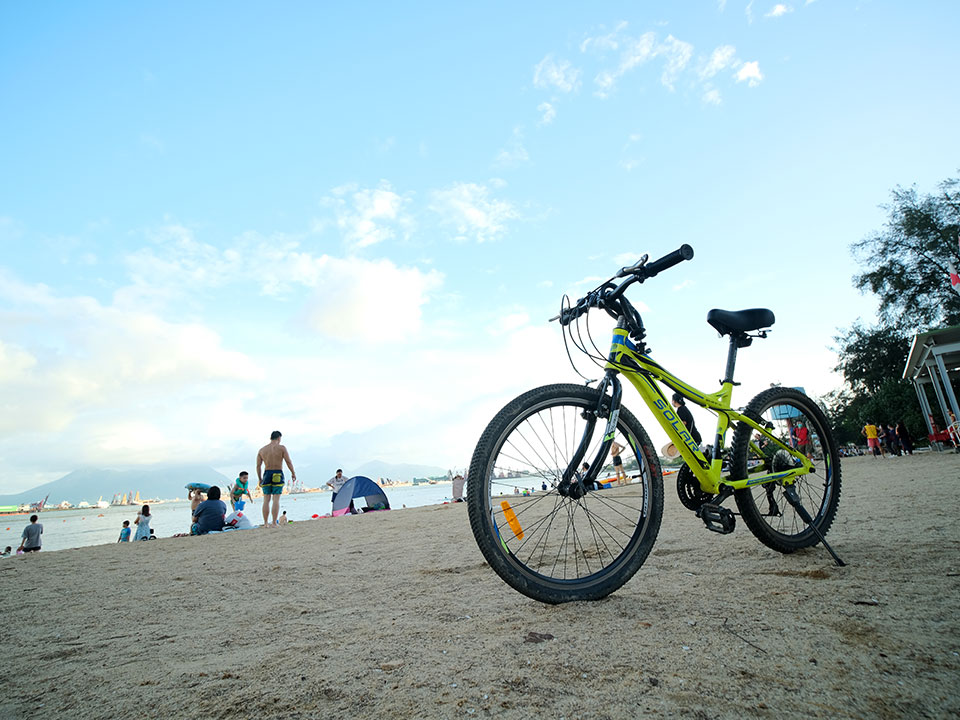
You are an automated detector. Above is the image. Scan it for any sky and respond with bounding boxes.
[1,1,958,494]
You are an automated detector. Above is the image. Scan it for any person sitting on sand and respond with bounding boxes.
[18,515,43,553]
[2,546,12,557]
[278,510,288,525]
[191,486,227,535]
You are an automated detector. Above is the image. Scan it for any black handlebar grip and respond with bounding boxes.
[644,244,694,277]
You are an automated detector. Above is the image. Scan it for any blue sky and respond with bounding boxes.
[1,1,958,494]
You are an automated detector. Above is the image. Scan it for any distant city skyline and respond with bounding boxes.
[2,1,958,494]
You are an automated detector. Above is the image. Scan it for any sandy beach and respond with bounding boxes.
[1,452,958,719]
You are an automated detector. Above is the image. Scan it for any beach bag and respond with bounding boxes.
[224,511,253,529]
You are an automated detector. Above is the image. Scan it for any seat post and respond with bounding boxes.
[723,335,739,384]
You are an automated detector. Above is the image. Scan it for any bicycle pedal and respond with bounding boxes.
[696,503,736,534]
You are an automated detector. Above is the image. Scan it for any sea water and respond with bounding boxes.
[0,483,463,554]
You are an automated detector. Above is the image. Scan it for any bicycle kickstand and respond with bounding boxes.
[782,485,846,567]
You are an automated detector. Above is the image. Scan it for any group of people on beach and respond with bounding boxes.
[116,506,156,542]
[861,420,914,458]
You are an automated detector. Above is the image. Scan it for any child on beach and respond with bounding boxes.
[230,471,253,510]
[118,520,131,542]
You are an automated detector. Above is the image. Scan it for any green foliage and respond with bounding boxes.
[833,323,911,394]
[852,176,960,331]
[832,172,960,445]
[823,379,926,446]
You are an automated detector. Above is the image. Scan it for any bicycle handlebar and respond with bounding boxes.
[644,244,694,277]
[554,244,695,327]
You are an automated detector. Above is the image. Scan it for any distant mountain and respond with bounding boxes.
[0,466,231,506]
[349,460,448,483]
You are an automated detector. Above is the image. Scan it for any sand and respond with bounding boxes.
[2,452,959,719]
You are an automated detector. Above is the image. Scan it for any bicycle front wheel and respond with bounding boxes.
[730,387,842,553]
[467,384,663,603]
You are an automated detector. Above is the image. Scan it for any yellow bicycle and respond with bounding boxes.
[467,245,844,603]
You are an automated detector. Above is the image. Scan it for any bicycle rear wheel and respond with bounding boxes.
[731,387,842,553]
[467,384,663,603]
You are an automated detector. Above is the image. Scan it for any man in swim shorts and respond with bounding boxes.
[610,441,628,485]
[257,430,296,527]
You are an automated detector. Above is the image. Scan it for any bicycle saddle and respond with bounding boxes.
[707,308,775,336]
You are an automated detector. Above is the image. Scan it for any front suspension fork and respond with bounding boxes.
[559,372,622,499]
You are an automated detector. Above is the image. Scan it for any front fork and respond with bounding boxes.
[558,370,623,499]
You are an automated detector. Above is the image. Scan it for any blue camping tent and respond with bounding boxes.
[331,476,390,516]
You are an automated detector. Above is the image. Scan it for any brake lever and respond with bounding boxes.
[615,254,649,278]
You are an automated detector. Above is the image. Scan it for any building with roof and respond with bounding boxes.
[903,325,960,436]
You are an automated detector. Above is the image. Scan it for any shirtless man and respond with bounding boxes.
[256,431,296,526]
[610,441,628,485]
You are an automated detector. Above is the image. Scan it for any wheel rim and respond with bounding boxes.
[741,398,835,540]
[480,395,654,587]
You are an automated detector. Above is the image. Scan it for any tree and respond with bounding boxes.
[833,322,911,394]
[831,173,960,444]
[851,175,960,331]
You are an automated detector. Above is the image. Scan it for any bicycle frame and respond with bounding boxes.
[602,325,817,495]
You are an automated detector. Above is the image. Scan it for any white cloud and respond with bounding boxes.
[583,28,697,97]
[494,127,530,168]
[618,32,658,75]
[119,224,304,306]
[487,312,530,336]
[620,134,643,171]
[299,256,443,343]
[658,35,694,90]
[613,252,643,267]
[537,102,556,126]
[533,55,581,93]
[700,45,738,80]
[765,3,794,17]
[325,181,411,250]
[735,61,764,87]
[580,21,628,53]
[429,182,520,243]
[746,0,755,23]
[703,88,722,105]
[0,270,260,450]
